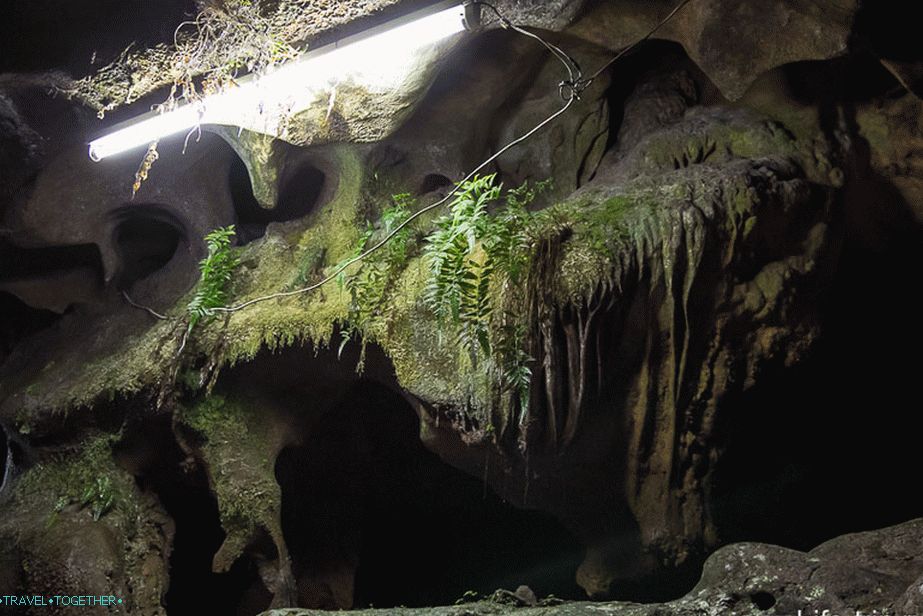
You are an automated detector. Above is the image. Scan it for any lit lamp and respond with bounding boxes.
[88,1,480,161]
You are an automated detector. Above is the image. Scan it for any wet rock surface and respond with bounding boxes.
[1,0,922,613]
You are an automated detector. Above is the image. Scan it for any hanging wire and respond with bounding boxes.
[581,0,694,87]
[122,290,168,320]
[125,0,694,319]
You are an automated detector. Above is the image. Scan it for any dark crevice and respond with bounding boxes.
[110,206,184,288]
[264,363,584,609]
[231,155,327,244]
[603,40,722,157]
[0,291,62,363]
[416,173,452,196]
[121,414,268,616]
[228,156,269,244]
[711,158,923,549]
[3,439,26,490]
[853,0,923,62]
[276,160,327,221]
[159,474,267,616]
[0,239,103,280]
[0,425,8,493]
[781,53,903,107]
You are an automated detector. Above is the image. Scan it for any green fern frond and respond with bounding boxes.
[188,225,240,326]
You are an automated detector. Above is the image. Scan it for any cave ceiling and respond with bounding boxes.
[0,0,922,614]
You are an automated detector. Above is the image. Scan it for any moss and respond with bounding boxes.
[855,107,891,155]
[9,166,675,428]
[372,259,476,406]
[7,146,720,429]
[626,110,803,179]
[525,187,673,306]
[181,395,278,535]
[369,186,674,416]
[13,317,181,416]
[196,144,366,363]
[287,243,327,290]
[14,434,135,526]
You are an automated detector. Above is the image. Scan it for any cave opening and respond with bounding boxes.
[603,40,722,156]
[0,292,62,364]
[124,414,270,616]
[230,154,328,244]
[711,153,923,551]
[111,207,184,288]
[158,469,270,616]
[275,378,585,609]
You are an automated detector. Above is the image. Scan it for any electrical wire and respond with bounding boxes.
[125,0,693,319]
[122,290,168,320]
[213,95,577,313]
[210,3,589,315]
[581,0,694,88]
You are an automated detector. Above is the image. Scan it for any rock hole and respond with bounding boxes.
[275,161,327,221]
[276,378,585,609]
[751,591,777,610]
[111,207,184,288]
[231,155,327,244]
[417,173,453,196]
[604,41,719,157]
[0,292,61,362]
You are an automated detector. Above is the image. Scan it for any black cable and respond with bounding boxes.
[582,0,694,88]
[123,290,168,320]
[474,1,587,100]
[126,0,693,318]
[211,4,587,314]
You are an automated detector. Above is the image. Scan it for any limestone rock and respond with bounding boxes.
[1,0,920,611]
[570,0,858,101]
[260,519,923,616]
[0,434,174,615]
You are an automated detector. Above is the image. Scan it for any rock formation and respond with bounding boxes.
[0,0,921,613]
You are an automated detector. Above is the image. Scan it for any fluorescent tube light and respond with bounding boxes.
[88,2,468,161]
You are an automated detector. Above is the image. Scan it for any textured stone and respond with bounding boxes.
[261,519,923,616]
[1,0,920,611]
[570,0,858,101]
[2,131,239,311]
[856,94,923,225]
[0,435,175,616]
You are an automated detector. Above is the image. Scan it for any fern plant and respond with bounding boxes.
[424,174,550,404]
[187,225,240,326]
[333,175,548,409]
[424,175,500,357]
[337,194,417,360]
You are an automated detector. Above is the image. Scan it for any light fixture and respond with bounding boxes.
[88,1,472,162]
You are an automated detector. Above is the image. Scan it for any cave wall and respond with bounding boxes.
[1,0,922,613]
